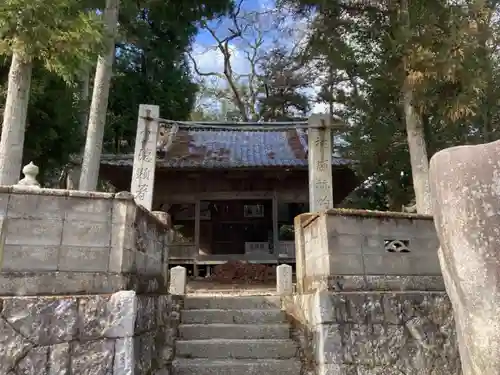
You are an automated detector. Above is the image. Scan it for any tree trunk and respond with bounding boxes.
[65,66,91,189]
[79,66,91,133]
[403,86,432,214]
[0,52,33,185]
[79,0,120,191]
[400,0,432,214]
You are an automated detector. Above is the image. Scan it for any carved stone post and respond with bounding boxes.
[16,162,40,187]
[131,104,160,210]
[429,141,500,375]
[308,114,334,212]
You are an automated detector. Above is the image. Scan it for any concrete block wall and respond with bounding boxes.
[0,186,169,295]
[296,209,442,293]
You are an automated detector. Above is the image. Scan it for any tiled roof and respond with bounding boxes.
[100,127,351,169]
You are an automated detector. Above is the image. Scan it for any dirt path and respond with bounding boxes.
[186,279,279,295]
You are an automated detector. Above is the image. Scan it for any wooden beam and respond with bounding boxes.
[272,190,279,260]
[194,200,201,278]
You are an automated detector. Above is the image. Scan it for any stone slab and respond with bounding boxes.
[178,323,290,340]
[175,338,297,359]
[183,296,281,310]
[172,358,301,375]
[180,309,287,325]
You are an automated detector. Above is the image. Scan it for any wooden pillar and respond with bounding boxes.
[131,104,160,211]
[308,114,334,212]
[272,190,279,260]
[194,199,201,278]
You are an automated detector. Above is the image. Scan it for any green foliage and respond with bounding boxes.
[285,0,500,210]
[102,0,233,152]
[0,0,233,180]
[0,0,104,82]
[0,58,83,183]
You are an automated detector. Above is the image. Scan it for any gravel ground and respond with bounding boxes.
[186,279,280,295]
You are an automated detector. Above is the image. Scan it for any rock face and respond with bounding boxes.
[429,142,500,375]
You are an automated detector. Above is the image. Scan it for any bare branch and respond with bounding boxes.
[187,52,224,78]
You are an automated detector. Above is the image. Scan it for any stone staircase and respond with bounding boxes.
[172,295,301,375]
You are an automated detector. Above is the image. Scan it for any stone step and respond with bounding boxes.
[184,295,281,310]
[175,338,298,359]
[172,358,301,375]
[179,323,291,340]
[181,309,287,324]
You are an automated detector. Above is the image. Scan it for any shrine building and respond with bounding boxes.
[99,124,358,275]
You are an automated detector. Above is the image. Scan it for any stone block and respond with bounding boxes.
[328,253,365,275]
[78,295,110,339]
[362,236,386,254]
[61,220,111,247]
[65,196,112,223]
[135,333,154,374]
[71,339,114,375]
[5,217,63,246]
[16,345,49,374]
[327,215,365,235]
[58,246,110,272]
[110,247,136,274]
[105,291,137,338]
[49,342,70,375]
[146,254,162,275]
[407,237,440,254]
[7,192,66,220]
[317,364,357,375]
[328,234,364,254]
[0,271,129,296]
[169,266,187,295]
[0,191,9,216]
[376,219,418,238]
[363,254,441,275]
[135,295,155,333]
[114,337,134,375]
[313,324,343,365]
[2,296,78,345]
[364,275,445,291]
[112,196,137,224]
[136,251,147,274]
[0,245,59,271]
[276,264,293,296]
[0,317,33,374]
[111,223,135,251]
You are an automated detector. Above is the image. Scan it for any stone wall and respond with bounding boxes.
[0,186,178,374]
[284,291,461,375]
[295,210,441,293]
[0,186,169,295]
[0,291,183,375]
[290,209,461,375]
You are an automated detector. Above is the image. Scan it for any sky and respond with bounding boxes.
[189,0,328,114]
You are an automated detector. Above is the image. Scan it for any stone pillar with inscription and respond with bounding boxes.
[307,114,334,212]
[131,104,160,211]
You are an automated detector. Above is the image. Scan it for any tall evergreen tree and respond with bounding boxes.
[0,0,104,184]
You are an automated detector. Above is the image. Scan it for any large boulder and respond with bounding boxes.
[429,141,500,375]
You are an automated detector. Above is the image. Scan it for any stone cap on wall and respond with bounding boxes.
[300,208,433,229]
